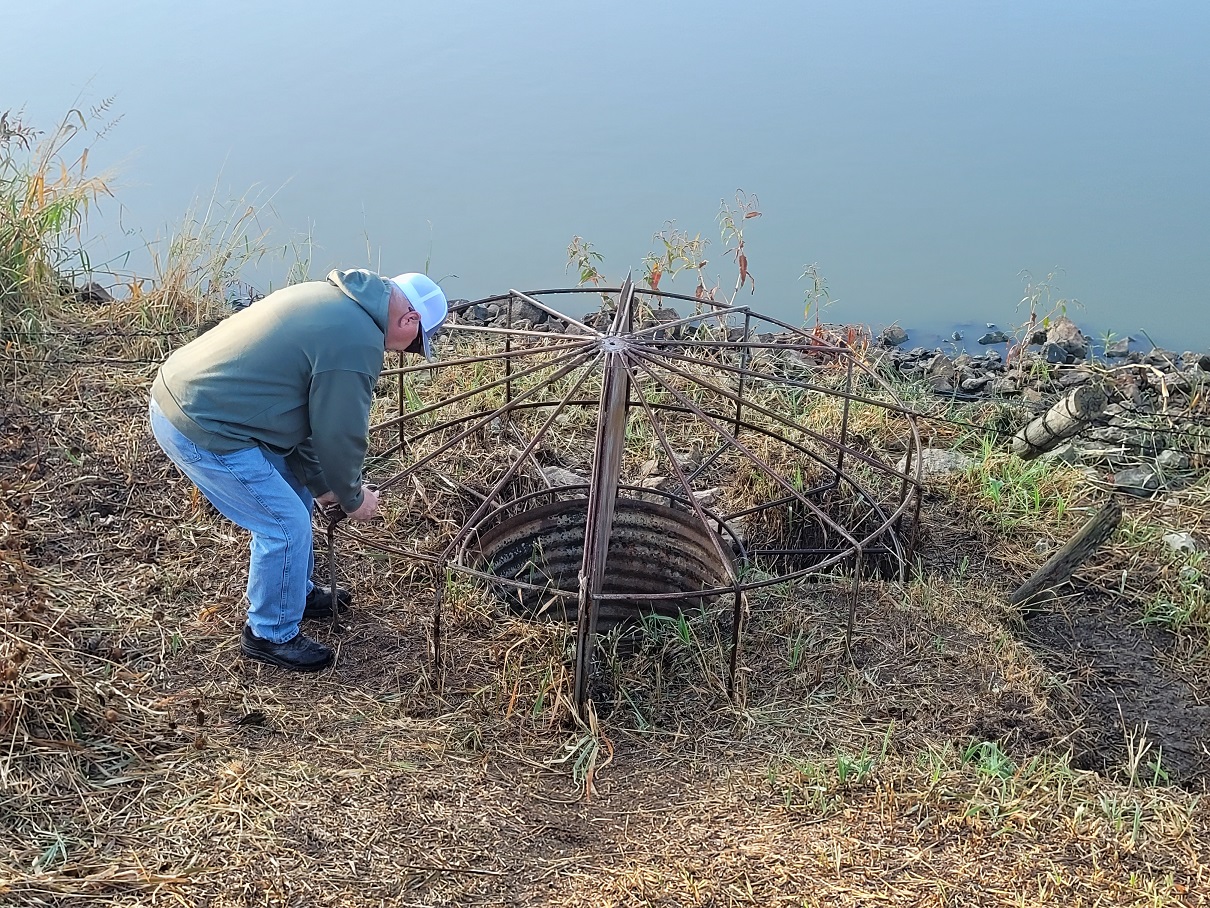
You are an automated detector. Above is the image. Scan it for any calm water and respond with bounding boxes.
[4,0,1209,350]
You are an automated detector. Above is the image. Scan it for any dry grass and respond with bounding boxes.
[1,299,1208,907]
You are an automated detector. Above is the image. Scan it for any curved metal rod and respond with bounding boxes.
[508,288,601,336]
[344,444,906,599]
[628,355,862,550]
[738,307,864,346]
[371,348,600,493]
[452,483,747,565]
[446,323,593,342]
[339,516,882,602]
[632,347,918,485]
[631,347,870,488]
[437,362,597,561]
[459,285,737,312]
[380,339,590,377]
[630,348,851,484]
[453,288,885,348]
[380,390,914,543]
[627,306,739,340]
[373,339,598,434]
[728,486,909,570]
[384,398,871,508]
[623,354,742,590]
[633,341,919,422]
[640,338,849,352]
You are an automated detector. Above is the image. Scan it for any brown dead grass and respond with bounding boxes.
[1,300,1207,907]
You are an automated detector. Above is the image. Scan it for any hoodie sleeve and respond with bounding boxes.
[287,441,329,499]
[307,369,375,512]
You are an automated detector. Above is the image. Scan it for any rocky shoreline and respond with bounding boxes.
[445,301,1209,502]
[868,316,1209,498]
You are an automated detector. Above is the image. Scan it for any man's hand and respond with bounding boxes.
[315,491,340,508]
[345,486,380,522]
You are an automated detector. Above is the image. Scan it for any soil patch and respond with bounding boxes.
[1026,592,1210,787]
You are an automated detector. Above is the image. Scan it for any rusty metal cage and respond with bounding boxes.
[337,279,923,717]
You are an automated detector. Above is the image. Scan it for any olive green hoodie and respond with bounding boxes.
[151,269,391,511]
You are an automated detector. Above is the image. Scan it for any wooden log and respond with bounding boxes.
[1011,385,1107,460]
[1009,499,1122,610]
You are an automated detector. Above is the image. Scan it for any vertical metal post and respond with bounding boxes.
[504,294,514,406]
[727,588,745,698]
[732,312,752,438]
[398,353,407,452]
[431,561,445,685]
[835,354,854,480]
[895,433,922,566]
[573,278,634,718]
[846,550,863,653]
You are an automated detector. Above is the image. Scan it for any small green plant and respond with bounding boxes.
[961,434,1074,528]
[640,221,709,298]
[777,757,833,812]
[567,189,764,312]
[717,189,761,300]
[834,750,874,786]
[962,740,1016,779]
[566,235,605,287]
[639,611,694,648]
[1142,550,1209,640]
[801,262,833,327]
[785,629,807,669]
[1009,267,1083,368]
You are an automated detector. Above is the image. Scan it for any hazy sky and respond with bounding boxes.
[4,0,1208,346]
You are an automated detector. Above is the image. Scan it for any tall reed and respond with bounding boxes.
[0,103,116,320]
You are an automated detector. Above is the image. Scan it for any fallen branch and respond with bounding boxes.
[1010,499,1122,610]
[1011,385,1107,460]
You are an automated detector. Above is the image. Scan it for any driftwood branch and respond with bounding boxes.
[1010,499,1122,610]
[1011,385,1107,460]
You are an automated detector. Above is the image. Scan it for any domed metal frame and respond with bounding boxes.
[335,278,924,718]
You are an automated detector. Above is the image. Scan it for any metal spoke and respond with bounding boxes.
[346,284,922,722]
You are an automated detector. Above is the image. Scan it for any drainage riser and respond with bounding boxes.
[472,498,733,628]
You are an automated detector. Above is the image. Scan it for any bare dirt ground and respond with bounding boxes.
[2,324,1208,907]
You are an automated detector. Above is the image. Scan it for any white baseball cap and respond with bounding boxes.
[389,273,449,359]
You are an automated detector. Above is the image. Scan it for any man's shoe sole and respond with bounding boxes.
[240,644,333,672]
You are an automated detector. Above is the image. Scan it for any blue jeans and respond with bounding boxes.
[149,398,317,643]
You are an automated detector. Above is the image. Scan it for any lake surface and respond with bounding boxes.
[4,0,1208,350]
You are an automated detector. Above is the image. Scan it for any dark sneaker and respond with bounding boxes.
[302,584,353,621]
[240,625,334,672]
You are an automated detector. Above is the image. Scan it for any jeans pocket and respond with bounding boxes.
[174,439,205,465]
[150,406,206,465]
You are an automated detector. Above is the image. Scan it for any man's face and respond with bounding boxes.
[385,284,424,354]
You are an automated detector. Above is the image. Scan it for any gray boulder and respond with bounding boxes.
[897,448,975,479]
[1041,342,1068,364]
[878,325,909,347]
[1046,316,1089,359]
[640,308,682,339]
[1114,465,1161,496]
[1143,348,1179,369]
[1157,449,1191,471]
[1057,370,1092,388]
[926,353,957,383]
